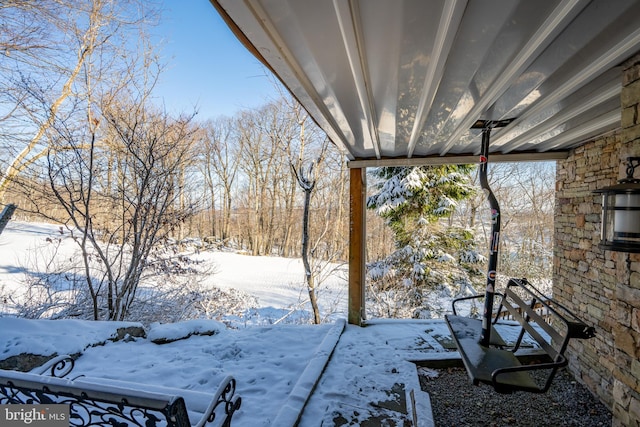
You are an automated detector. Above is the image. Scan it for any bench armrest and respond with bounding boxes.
[29,355,75,378]
[193,375,241,427]
[491,353,568,393]
[451,293,503,316]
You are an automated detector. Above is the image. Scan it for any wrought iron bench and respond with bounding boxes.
[445,277,595,394]
[0,355,241,427]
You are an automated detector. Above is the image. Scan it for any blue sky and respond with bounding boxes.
[153,2,281,119]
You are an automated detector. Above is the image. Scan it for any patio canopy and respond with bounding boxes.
[210,0,640,167]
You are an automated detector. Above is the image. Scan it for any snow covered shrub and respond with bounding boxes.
[3,236,85,319]
[3,238,260,326]
[121,276,260,327]
[365,222,486,319]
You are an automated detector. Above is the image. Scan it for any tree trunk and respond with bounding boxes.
[301,186,321,324]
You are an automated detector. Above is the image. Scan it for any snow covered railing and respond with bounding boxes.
[445,278,595,394]
[0,355,241,427]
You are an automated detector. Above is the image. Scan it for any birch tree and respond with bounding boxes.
[0,0,158,201]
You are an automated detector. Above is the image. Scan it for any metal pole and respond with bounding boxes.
[478,126,500,347]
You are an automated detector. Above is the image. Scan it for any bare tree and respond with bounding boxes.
[454,162,556,280]
[46,100,199,321]
[291,140,329,322]
[201,117,243,242]
[0,0,158,201]
[278,98,330,324]
[317,147,350,260]
[499,162,555,278]
[236,104,290,255]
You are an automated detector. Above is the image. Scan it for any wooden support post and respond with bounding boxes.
[349,167,366,326]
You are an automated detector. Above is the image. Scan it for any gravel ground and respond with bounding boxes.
[418,367,611,427]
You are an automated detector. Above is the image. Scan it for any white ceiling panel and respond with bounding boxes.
[211,0,640,164]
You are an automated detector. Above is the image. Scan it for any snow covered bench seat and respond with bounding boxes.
[0,355,241,427]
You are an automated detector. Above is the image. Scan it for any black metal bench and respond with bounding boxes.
[445,278,595,394]
[0,355,241,426]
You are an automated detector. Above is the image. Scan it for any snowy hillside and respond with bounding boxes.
[0,221,348,326]
[0,221,558,426]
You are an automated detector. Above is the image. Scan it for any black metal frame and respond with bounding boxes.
[31,355,76,378]
[471,119,514,346]
[449,277,595,393]
[0,356,241,427]
[445,118,596,394]
[1,382,188,427]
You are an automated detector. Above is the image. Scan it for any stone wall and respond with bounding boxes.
[554,53,640,426]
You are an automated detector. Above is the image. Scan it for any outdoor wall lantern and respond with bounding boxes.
[594,157,640,253]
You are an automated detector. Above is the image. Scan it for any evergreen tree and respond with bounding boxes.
[368,165,475,244]
[366,165,485,319]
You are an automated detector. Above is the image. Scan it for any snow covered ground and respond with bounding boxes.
[204,251,347,310]
[0,221,348,325]
[0,221,452,425]
[0,220,556,426]
[1,315,460,426]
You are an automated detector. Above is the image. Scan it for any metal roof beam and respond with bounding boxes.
[534,109,620,152]
[492,78,620,153]
[347,151,569,169]
[495,21,640,153]
[439,0,589,156]
[334,0,381,159]
[406,0,467,158]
